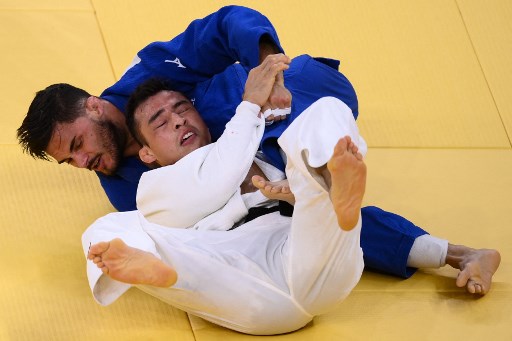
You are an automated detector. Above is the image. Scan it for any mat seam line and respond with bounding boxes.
[89,0,116,82]
[454,0,512,148]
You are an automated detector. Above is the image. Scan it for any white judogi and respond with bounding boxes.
[136,101,271,229]
[82,97,367,335]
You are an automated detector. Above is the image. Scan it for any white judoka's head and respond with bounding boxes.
[126,78,211,167]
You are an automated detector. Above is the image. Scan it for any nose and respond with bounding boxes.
[171,112,186,129]
[72,151,89,169]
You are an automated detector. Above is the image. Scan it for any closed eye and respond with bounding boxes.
[156,120,167,129]
[177,107,190,115]
[175,101,192,115]
[58,136,81,164]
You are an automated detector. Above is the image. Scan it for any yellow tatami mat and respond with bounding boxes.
[0,145,194,340]
[1,0,511,340]
[0,4,113,144]
[457,0,512,138]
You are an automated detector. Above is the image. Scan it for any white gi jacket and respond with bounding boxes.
[136,101,276,230]
[82,97,366,335]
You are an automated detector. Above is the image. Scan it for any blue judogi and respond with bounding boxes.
[97,5,426,277]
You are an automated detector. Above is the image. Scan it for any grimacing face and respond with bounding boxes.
[46,115,124,175]
[136,90,211,166]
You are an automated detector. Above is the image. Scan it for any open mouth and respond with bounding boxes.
[181,131,194,145]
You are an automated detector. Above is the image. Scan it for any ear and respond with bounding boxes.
[85,96,103,119]
[139,146,157,164]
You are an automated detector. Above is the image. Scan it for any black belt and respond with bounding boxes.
[244,200,294,224]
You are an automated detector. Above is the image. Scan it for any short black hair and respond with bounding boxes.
[126,78,173,146]
[17,83,90,160]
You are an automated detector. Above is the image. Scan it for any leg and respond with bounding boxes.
[88,238,177,288]
[274,100,414,277]
[364,209,501,295]
[361,206,428,278]
[278,97,365,315]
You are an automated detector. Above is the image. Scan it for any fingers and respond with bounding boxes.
[243,53,291,108]
[267,184,289,194]
[251,175,266,189]
[263,112,286,125]
[261,108,274,126]
[271,108,291,117]
[260,53,291,69]
[258,54,290,79]
[262,108,289,123]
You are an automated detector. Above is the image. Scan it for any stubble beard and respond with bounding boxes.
[96,120,125,175]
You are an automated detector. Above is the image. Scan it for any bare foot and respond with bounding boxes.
[326,136,367,231]
[88,238,177,288]
[446,244,501,295]
[251,175,296,205]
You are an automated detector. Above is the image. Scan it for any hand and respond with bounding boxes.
[261,75,292,123]
[243,54,291,108]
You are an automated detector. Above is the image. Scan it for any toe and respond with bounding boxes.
[333,137,349,154]
[466,278,482,294]
[474,283,483,294]
[456,270,471,288]
[89,241,111,255]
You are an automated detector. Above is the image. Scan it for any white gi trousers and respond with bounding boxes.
[82,97,366,335]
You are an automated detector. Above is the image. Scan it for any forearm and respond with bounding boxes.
[257,37,291,115]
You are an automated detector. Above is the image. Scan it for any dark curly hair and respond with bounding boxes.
[17,83,90,160]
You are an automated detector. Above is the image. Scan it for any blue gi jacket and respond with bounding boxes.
[97,5,358,211]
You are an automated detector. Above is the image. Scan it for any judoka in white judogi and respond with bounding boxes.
[83,97,367,335]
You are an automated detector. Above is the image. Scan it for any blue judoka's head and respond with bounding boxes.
[19,84,126,175]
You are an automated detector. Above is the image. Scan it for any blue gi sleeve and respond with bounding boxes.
[101,5,283,112]
[165,5,283,76]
